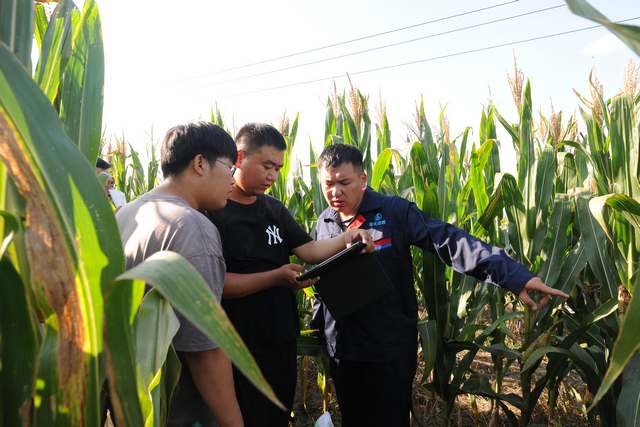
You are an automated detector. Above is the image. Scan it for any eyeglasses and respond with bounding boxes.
[215,159,237,177]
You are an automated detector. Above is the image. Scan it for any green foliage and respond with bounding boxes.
[3,1,640,425]
[283,68,640,425]
[0,2,278,426]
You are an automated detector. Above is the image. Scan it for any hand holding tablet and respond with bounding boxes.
[296,241,393,320]
[296,241,367,282]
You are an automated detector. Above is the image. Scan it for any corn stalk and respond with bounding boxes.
[0,2,277,426]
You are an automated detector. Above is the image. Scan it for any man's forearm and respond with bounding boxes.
[222,271,281,298]
[294,237,347,264]
[294,229,373,264]
[185,348,243,427]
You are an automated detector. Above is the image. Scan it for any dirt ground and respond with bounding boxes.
[291,351,592,427]
[291,315,594,427]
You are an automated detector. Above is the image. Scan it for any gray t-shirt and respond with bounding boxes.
[117,192,225,351]
[117,193,226,427]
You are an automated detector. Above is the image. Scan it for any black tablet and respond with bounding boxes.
[296,240,367,282]
[298,241,394,320]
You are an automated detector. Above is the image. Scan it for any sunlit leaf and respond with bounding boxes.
[58,0,104,165]
[566,0,640,56]
[106,250,283,425]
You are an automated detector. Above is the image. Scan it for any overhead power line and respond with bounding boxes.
[187,4,565,90]
[210,17,640,100]
[172,0,520,84]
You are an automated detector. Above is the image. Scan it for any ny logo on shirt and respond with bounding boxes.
[266,225,283,245]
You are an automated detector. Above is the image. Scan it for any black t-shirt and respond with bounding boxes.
[206,195,313,347]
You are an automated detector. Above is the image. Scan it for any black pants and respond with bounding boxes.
[233,338,297,427]
[330,352,417,427]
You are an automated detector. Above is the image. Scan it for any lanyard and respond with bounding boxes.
[346,214,366,230]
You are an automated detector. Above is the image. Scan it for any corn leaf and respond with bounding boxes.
[553,237,587,299]
[601,194,640,233]
[59,0,104,165]
[475,311,522,345]
[0,0,33,67]
[417,98,439,186]
[492,106,519,149]
[523,344,603,398]
[0,256,37,427]
[531,297,619,406]
[134,289,180,427]
[109,251,283,414]
[537,194,572,288]
[410,142,428,210]
[33,0,75,102]
[104,278,145,427]
[2,179,30,293]
[610,94,640,202]
[477,343,520,360]
[309,142,327,218]
[559,138,607,193]
[530,144,556,256]
[556,152,579,193]
[615,353,640,427]
[590,275,640,408]
[377,108,391,153]
[519,81,537,241]
[34,3,48,51]
[417,319,438,381]
[358,93,372,169]
[338,97,357,147]
[0,209,18,259]
[561,309,607,351]
[470,140,494,215]
[536,237,588,327]
[323,97,335,145]
[271,114,298,203]
[161,346,182,427]
[1,39,121,425]
[371,148,394,192]
[129,142,146,193]
[575,188,621,301]
[421,250,447,334]
[437,142,450,222]
[498,173,529,267]
[472,186,503,238]
[566,0,640,56]
[461,373,522,426]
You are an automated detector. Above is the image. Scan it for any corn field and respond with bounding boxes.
[1,0,640,426]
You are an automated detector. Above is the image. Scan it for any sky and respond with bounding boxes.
[90,0,640,177]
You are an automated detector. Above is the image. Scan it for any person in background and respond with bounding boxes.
[310,143,570,427]
[205,123,373,427]
[96,157,126,213]
[117,121,243,427]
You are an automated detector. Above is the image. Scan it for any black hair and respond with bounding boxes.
[96,157,112,170]
[235,123,286,157]
[161,121,238,178]
[317,143,364,174]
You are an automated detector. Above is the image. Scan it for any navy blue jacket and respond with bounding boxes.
[311,186,535,362]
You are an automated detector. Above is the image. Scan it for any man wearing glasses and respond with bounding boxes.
[117,121,243,427]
